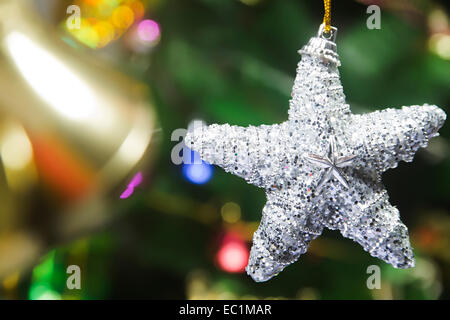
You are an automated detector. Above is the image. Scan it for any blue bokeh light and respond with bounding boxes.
[182,150,214,185]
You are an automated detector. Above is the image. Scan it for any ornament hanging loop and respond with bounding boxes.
[318,23,338,43]
[323,0,332,34]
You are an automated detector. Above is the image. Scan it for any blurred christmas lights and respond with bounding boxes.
[216,233,249,273]
[221,202,241,224]
[0,123,33,171]
[112,5,135,29]
[0,121,37,192]
[427,8,450,60]
[29,284,61,300]
[429,33,450,60]
[138,19,160,42]
[65,0,153,49]
[2,272,20,291]
[120,171,143,199]
[182,150,213,185]
[28,251,61,300]
[126,19,161,53]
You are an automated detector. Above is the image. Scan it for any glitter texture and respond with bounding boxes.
[184,26,446,282]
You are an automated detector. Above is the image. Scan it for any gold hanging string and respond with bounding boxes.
[323,0,332,33]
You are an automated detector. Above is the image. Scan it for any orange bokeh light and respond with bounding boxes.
[112,5,135,29]
[128,1,145,21]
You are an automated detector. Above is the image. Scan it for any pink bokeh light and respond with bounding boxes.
[120,171,143,199]
[137,19,161,43]
[216,233,249,273]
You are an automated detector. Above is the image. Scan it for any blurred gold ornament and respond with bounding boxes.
[0,0,158,279]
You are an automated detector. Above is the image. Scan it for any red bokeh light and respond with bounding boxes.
[216,233,249,273]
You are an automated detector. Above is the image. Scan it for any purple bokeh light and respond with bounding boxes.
[120,171,143,199]
[137,19,160,43]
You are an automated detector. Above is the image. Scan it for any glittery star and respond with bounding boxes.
[184,25,446,282]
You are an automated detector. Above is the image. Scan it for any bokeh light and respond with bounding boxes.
[120,171,143,199]
[28,251,61,300]
[182,161,213,185]
[129,1,145,21]
[66,0,149,49]
[182,150,213,184]
[29,283,61,300]
[138,19,160,43]
[93,21,115,48]
[112,5,135,29]
[216,233,249,273]
[221,202,241,224]
[429,33,450,60]
[0,123,33,171]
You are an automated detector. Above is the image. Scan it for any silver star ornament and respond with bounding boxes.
[185,24,446,282]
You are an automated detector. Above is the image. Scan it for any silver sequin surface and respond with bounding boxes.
[184,27,447,282]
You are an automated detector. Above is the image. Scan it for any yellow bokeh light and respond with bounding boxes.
[94,21,116,47]
[70,19,100,48]
[112,5,135,29]
[221,202,242,224]
[67,1,147,49]
[0,122,33,171]
[429,33,450,60]
[2,272,20,291]
[83,0,104,6]
[129,1,145,21]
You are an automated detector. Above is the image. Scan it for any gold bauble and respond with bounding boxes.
[0,0,158,279]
